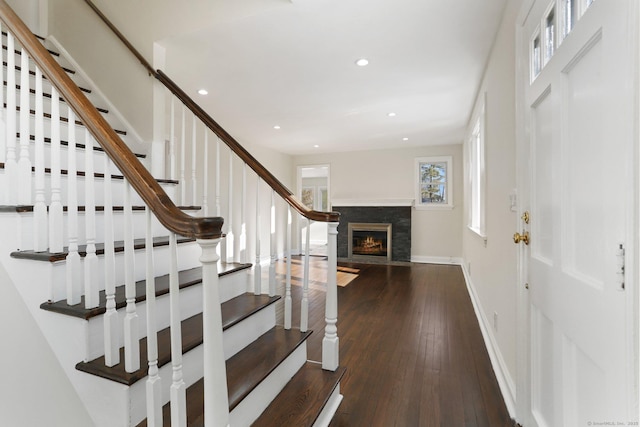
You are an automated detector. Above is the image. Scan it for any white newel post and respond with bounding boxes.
[198,237,231,427]
[322,222,340,371]
[17,47,32,205]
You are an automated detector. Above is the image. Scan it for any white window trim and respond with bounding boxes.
[467,93,486,238]
[414,156,454,210]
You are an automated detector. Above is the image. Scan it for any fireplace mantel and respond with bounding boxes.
[331,199,414,207]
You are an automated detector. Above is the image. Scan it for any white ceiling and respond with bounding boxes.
[160,0,507,156]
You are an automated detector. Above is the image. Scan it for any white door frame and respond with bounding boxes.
[514,0,640,425]
[296,164,331,252]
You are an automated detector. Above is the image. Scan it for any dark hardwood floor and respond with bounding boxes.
[277,259,514,427]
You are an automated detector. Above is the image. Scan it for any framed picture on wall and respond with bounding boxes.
[301,187,315,210]
[415,156,453,209]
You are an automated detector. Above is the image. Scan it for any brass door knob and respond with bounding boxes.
[513,231,529,245]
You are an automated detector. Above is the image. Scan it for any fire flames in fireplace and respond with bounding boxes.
[352,231,387,256]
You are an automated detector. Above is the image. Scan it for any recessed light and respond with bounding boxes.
[273,125,281,130]
[355,58,369,67]
[313,145,320,148]
[197,89,208,95]
[387,112,396,117]
[403,137,409,141]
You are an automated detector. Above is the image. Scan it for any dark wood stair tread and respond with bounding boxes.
[3,61,90,92]
[18,133,143,157]
[137,327,312,427]
[253,362,346,427]
[0,161,178,184]
[2,41,61,58]
[40,262,249,319]
[11,235,196,262]
[4,82,109,113]
[76,293,280,385]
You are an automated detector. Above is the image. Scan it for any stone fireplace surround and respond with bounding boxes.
[332,200,412,263]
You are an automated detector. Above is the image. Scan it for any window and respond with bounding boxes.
[415,156,453,209]
[544,6,556,64]
[467,98,485,237]
[531,30,542,80]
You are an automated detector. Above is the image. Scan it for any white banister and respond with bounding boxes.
[169,232,187,427]
[226,155,234,263]
[284,206,292,330]
[48,87,63,253]
[301,217,310,332]
[103,156,119,367]
[269,190,276,297]
[169,96,176,180]
[180,105,186,206]
[17,46,31,205]
[198,237,230,427]
[5,31,17,204]
[65,107,80,306]
[145,207,162,426]
[254,177,261,295]
[203,130,209,216]
[123,180,140,372]
[32,67,47,252]
[83,130,99,309]
[322,222,340,371]
[191,116,197,205]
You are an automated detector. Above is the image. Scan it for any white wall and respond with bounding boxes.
[294,144,463,260]
[0,262,94,427]
[462,0,520,414]
[6,0,39,32]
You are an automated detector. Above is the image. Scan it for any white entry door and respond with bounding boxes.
[518,1,637,426]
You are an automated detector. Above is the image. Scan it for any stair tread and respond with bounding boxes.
[137,327,312,427]
[11,235,197,262]
[4,82,108,113]
[3,61,88,91]
[253,362,346,427]
[76,293,281,386]
[40,263,251,319]
[18,133,144,157]
[0,161,178,184]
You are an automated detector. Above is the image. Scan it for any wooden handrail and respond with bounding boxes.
[0,0,223,239]
[82,0,339,223]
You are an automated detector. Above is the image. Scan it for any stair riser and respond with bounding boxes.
[230,342,307,427]
[127,304,277,426]
[84,270,251,360]
[16,209,195,251]
[42,240,202,302]
[0,171,178,206]
[313,385,343,427]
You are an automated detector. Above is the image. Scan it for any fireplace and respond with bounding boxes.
[348,223,392,261]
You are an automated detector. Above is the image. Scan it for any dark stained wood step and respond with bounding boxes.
[0,161,178,184]
[4,104,126,135]
[253,362,346,427]
[137,327,312,427]
[5,82,109,113]
[76,293,280,385]
[3,61,91,92]
[3,42,62,59]
[40,263,250,319]
[10,235,196,262]
[1,31,46,42]
[17,134,142,157]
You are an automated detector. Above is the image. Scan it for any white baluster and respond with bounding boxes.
[5,32,17,203]
[32,67,47,252]
[103,156,119,366]
[0,22,5,166]
[254,177,261,295]
[284,206,292,330]
[123,180,140,372]
[239,163,247,263]
[198,237,230,427]
[180,105,186,206]
[323,222,340,371]
[215,137,221,217]
[191,116,197,206]
[269,190,276,297]
[203,130,209,216]
[226,155,234,263]
[17,47,31,205]
[169,96,176,180]
[48,87,63,253]
[145,208,162,426]
[84,131,99,309]
[65,108,80,305]
[169,232,186,427]
[301,218,311,332]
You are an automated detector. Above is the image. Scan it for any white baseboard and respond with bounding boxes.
[460,261,517,418]
[411,255,462,265]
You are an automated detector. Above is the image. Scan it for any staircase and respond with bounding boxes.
[0,2,343,426]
